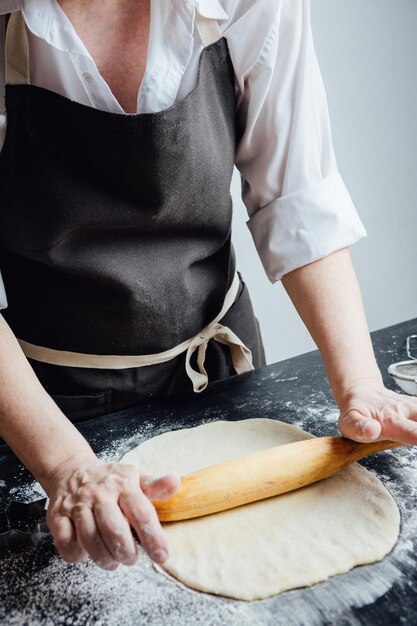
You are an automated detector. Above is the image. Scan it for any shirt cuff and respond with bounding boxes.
[247,172,367,283]
[0,270,8,310]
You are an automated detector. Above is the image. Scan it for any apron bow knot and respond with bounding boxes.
[186,321,254,393]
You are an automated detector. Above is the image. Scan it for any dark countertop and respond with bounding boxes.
[0,317,416,626]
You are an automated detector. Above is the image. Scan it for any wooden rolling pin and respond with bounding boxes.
[152,437,402,522]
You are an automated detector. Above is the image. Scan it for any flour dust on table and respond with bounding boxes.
[120,418,400,601]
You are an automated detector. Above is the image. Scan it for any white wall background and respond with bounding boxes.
[231,0,417,365]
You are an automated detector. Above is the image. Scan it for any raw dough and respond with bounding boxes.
[120,419,400,601]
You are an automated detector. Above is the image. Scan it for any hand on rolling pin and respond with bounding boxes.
[45,457,179,570]
[338,380,417,445]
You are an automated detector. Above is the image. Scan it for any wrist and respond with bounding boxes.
[39,448,100,495]
[332,373,384,408]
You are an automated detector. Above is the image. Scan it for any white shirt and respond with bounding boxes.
[0,0,366,310]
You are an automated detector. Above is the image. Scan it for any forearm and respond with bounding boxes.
[0,313,95,492]
[281,247,383,406]
[0,314,178,569]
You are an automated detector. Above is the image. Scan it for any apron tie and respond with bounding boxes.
[186,322,254,393]
[17,273,255,392]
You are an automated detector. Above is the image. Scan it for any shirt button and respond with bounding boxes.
[82,72,94,84]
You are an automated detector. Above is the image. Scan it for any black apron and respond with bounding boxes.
[0,11,265,422]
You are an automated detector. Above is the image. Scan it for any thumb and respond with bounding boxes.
[339,409,382,443]
[140,473,180,501]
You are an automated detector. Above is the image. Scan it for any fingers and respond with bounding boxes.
[140,474,180,501]
[50,499,138,569]
[72,504,118,570]
[47,508,87,564]
[378,412,417,445]
[339,409,382,443]
[47,462,176,569]
[119,489,170,564]
[94,501,138,566]
[340,403,417,446]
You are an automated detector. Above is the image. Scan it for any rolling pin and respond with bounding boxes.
[152,436,402,522]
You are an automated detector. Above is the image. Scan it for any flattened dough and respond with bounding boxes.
[120,419,400,601]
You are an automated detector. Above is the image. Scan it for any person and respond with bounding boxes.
[0,0,416,572]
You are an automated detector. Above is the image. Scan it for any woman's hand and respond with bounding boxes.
[280,249,417,447]
[338,380,417,444]
[46,456,179,570]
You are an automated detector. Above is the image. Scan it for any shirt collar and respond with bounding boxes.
[194,0,228,20]
[0,0,21,15]
[19,0,95,56]
[1,0,228,21]
[3,0,229,54]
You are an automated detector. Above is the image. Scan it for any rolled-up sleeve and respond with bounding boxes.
[234,0,366,283]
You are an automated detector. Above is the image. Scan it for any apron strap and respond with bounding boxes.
[17,272,255,392]
[4,11,30,86]
[194,12,222,47]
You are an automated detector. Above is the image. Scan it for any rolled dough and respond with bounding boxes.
[120,419,400,601]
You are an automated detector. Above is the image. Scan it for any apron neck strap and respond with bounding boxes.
[4,11,30,85]
[195,13,222,47]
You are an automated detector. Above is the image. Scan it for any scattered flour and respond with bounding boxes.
[1,403,417,624]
